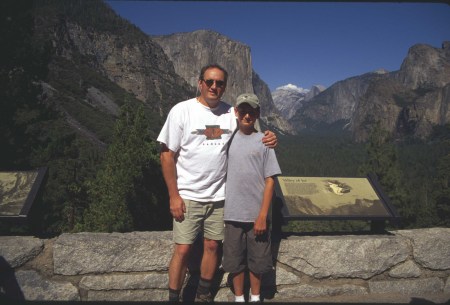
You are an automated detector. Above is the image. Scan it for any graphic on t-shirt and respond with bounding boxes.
[191,125,233,140]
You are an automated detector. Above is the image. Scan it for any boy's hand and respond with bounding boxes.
[262,130,277,148]
[254,215,267,235]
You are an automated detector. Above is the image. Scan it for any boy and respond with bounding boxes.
[223,93,282,302]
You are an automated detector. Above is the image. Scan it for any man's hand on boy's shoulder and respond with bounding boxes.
[262,130,277,148]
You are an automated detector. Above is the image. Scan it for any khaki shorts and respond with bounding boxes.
[173,199,224,244]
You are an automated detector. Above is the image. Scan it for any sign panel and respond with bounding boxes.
[0,168,47,221]
[275,175,399,220]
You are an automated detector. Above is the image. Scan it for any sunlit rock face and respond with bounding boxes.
[153,29,294,134]
[289,42,450,142]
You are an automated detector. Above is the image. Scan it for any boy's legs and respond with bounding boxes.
[247,223,273,303]
[249,271,262,302]
[223,222,251,301]
[231,271,246,301]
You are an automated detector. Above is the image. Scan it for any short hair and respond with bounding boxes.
[199,64,228,84]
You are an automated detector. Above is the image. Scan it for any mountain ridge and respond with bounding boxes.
[283,43,450,141]
[31,0,450,144]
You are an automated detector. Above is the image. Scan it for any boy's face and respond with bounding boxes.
[235,103,260,128]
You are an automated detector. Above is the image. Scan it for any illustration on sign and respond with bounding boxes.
[0,171,39,216]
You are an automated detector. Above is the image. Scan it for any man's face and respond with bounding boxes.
[198,68,226,102]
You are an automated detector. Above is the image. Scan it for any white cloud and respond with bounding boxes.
[276,83,309,93]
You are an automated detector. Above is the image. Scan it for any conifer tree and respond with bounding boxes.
[79,101,167,232]
[358,123,411,227]
[432,125,450,227]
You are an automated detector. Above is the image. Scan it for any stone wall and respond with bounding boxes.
[1,228,450,302]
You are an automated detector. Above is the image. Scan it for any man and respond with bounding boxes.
[157,64,276,302]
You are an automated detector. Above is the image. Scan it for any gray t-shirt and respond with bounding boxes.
[224,131,282,222]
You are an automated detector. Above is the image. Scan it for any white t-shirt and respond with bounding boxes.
[157,98,237,202]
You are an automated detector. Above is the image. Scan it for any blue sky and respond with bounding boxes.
[107,1,450,92]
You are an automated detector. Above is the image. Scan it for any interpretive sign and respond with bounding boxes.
[0,167,47,222]
[274,174,400,221]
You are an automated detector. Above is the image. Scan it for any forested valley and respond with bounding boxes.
[276,128,450,233]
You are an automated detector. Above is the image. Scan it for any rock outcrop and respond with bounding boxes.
[252,71,296,134]
[153,29,294,134]
[272,84,324,120]
[33,0,195,146]
[290,42,450,142]
[152,30,253,104]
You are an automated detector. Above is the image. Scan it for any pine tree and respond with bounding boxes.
[79,101,169,232]
[431,125,450,227]
[0,0,51,169]
[358,123,411,227]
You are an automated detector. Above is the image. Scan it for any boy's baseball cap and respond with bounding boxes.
[236,93,260,109]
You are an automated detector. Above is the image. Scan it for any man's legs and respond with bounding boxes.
[169,243,192,301]
[201,238,220,279]
[170,199,205,301]
[195,238,220,301]
[195,200,225,301]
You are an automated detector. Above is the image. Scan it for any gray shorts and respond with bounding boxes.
[222,221,273,275]
[173,199,224,244]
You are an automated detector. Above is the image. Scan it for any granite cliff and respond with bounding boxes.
[153,29,295,134]
[31,0,449,143]
[289,42,450,141]
[33,0,195,145]
[272,84,325,120]
[34,1,294,140]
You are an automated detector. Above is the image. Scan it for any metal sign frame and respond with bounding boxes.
[0,167,48,223]
[272,173,401,233]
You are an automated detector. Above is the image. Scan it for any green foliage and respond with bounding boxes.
[357,124,411,226]
[276,124,450,232]
[431,124,450,227]
[2,0,448,236]
[34,133,102,234]
[276,132,369,233]
[0,0,51,169]
[78,101,170,232]
[277,132,366,177]
[59,95,115,144]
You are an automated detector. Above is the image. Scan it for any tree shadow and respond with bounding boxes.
[0,256,24,301]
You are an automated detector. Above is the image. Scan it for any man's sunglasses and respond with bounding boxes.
[202,79,226,88]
